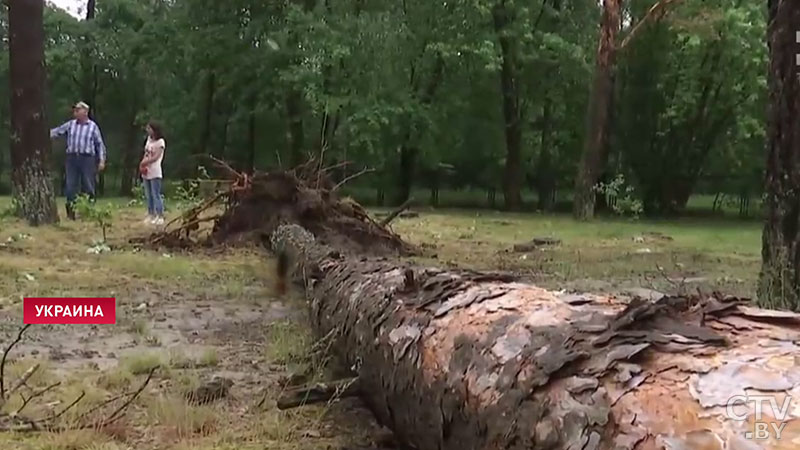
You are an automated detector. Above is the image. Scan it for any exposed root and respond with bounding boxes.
[137,157,418,257]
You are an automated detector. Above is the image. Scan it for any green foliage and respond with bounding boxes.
[127,183,145,207]
[73,194,114,243]
[171,165,210,211]
[0,197,22,219]
[0,0,766,218]
[593,175,644,219]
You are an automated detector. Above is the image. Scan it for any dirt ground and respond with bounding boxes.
[0,199,763,449]
[0,201,391,450]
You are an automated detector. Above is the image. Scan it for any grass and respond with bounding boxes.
[264,320,312,365]
[0,194,768,449]
[120,351,164,375]
[389,208,762,297]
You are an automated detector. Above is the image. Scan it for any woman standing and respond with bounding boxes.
[140,121,166,225]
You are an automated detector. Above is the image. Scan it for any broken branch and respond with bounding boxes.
[7,363,39,398]
[277,377,360,410]
[97,365,158,427]
[0,324,31,400]
[48,391,86,423]
[379,197,414,227]
[618,0,683,51]
[14,381,60,416]
[206,154,241,180]
[320,160,352,174]
[332,167,374,191]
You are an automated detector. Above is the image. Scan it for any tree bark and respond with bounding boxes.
[247,107,256,174]
[285,89,305,167]
[7,0,59,225]
[493,1,523,211]
[394,54,445,206]
[394,150,416,207]
[759,0,800,311]
[199,71,215,156]
[271,222,800,450]
[119,111,141,197]
[536,97,555,211]
[573,0,620,220]
[82,0,103,196]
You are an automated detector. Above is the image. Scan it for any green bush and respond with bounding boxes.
[74,194,114,243]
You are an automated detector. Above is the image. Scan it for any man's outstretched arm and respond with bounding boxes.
[50,121,70,139]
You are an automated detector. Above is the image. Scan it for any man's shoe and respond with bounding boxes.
[66,208,76,220]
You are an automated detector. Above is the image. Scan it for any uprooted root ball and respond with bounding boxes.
[138,162,417,257]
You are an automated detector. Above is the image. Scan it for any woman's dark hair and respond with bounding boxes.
[147,120,165,140]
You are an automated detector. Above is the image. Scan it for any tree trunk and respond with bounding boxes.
[271,222,800,450]
[395,144,417,206]
[394,54,445,206]
[493,1,523,211]
[199,71,215,157]
[119,112,141,197]
[537,97,555,211]
[219,115,229,159]
[759,0,800,311]
[7,0,59,225]
[83,0,103,196]
[247,108,256,174]
[285,89,305,167]
[573,0,620,220]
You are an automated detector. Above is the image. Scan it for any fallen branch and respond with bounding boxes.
[320,160,352,174]
[48,391,86,423]
[95,365,158,427]
[206,154,240,180]
[13,381,60,416]
[0,365,159,433]
[7,363,39,398]
[162,190,227,231]
[332,167,374,191]
[379,197,414,227]
[0,324,31,400]
[277,377,360,410]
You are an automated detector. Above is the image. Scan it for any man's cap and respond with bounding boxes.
[73,101,90,110]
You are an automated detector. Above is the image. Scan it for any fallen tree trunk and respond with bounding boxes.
[270,223,800,450]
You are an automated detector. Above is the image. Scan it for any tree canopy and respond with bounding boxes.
[0,0,768,216]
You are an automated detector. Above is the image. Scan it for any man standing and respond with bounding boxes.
[50,101,106,219]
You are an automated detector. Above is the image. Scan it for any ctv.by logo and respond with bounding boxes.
[726,394,794,440]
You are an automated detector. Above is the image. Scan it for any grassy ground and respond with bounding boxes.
[388,207,762,298]
[0,197,384,450]
[0,196,763,449]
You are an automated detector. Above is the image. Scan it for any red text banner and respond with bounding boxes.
[23,297,116,324]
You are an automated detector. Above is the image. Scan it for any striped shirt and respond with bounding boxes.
[50,119,106,161]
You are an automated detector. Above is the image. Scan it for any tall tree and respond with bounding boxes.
[573,0,682,220]
[6,0,59,225]
[492,0,523,211]
[83,0,103,194]
[758,0,800,311]
[572,0,620,220]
